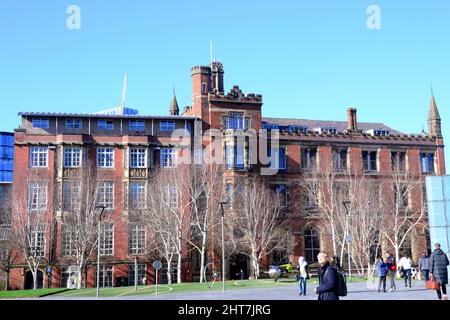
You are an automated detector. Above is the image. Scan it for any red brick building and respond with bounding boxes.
[8,61,445,289]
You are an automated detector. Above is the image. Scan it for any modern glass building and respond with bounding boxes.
[0,132,14,183]
[425,175,450,281]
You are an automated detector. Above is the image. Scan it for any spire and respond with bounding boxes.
[169,88,179,116]
[427,90,442,137]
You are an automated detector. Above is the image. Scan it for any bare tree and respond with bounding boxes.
[9,177,50,290]
[140,167,191,284]
[228,177,288,279]
[187,164,225,283]
[0,228,18,291]
[61,162,114,289]
[380,168,426,275]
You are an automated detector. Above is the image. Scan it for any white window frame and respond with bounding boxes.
[62,225,76,257]
[130,181,146,209]
[97,182,114,209]
[128,224,146,255]
[28,181,47,211]
[65,119,82,129]
[99,223,114,256]
[29,226,45,257]
[168,185,178,209]
[63,181,81,211]
[130,148,147,168]
[97,147,114,168]
[160,148,176,168]
[30,147,48,168]
[64,147,82,168]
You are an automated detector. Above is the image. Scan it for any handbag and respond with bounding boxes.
[426,276,441,290]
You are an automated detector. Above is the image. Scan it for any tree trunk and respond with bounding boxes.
[177,252,182,284]
[5,271,9,291]
[33,270,38,290]
[199,245,206,283]
[166,263,172,285]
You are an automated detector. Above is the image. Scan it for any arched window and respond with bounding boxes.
[304,226,320,263]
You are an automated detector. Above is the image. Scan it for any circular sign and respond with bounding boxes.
[345,234,353,242]
[153,260,162,270]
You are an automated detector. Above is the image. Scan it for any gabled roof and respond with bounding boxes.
[262,117,403,134]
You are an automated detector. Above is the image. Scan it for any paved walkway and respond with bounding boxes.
[43,279,441,300]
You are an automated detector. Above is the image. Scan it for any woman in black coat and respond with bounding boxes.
[315,252,339,300]
[430,243,449,300]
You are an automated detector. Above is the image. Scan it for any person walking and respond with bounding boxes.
[297,255,309,296]
[398,254,413,288]
[385,251,397,292]
[418,251,430,283]
[314,252,339,300]
[429,243,449,300]
[375,257,389,293]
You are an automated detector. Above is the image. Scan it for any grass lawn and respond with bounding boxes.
[0,288,69,299]
[53,278,300,298]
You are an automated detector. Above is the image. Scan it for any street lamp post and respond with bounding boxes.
[219,201,227,292]
[342,201,352,281]
[95,205,106,299]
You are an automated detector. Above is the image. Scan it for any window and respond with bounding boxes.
[304,227,320,263]
[130,148,146,168]
[391,151,406,172]
[420,153,435,174]
[225,144,244,170]
[0,224,10,241]
[130,181,146,209]
[304,189,318,209]
[128,224,146,255]
[28,226,45,257]
[32,118,49,129]
[168,186,177,209]
[300,148,317,171]
[98,119,114,130]
[269,147,286,170]
[223,112,247,129]
[129,120,145,131]
[64,147,81,168]
[160,148,176,168]
[271,184,288,208]
[28,182,47,211]
[97,148,114,168]
[97,182,114,209]
[160,121,175,131]
[394,184,409,209]
[262,123,279,130]
[0,185,10,202]
[30,147,48,167]
[289,126,308,134]
[63,181,81,211]
[66,119,82,129]
[128,264,146,286]
[201,83,208,94]
[99,223,114,256]
[362,151,378,172]
[314,127,336,134]
[94,265,113,287]
[333,149,347,172]
[62,225,76,257]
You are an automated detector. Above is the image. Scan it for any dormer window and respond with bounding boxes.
[366,129,390,136]
[289,126,308,134]
[262,123,279,130]
[314,126,337,134]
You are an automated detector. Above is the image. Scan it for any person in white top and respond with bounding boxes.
[398,254,413,288]
[297,256,309,296]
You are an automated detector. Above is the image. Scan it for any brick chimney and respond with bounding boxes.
[347,108,357,131]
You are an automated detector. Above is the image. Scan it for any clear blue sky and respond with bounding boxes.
[1,0,449,167]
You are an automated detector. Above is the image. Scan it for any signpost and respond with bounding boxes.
[345,234,352,280]
[153,260,162,296]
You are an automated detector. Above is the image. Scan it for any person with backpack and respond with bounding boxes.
[314,252,344,300]
[429,243,449,300]
[375,256,389,293]
[385,251,397,292]
[297,255,309,296]
[331,256,344,272]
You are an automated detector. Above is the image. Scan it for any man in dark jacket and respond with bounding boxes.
[418,251,430,283]
[429,243,449,300]
[385,251,397,292]
[314,252,339,300]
